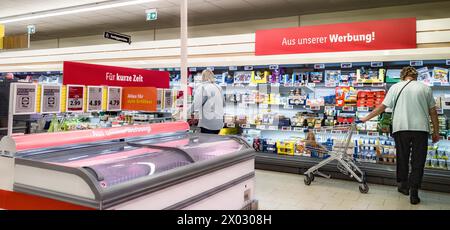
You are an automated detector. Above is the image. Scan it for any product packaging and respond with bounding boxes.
[233,71,252,84]
[325,70,341,87]
[251,71,269,84]
[432,67,449,84]
[309,72,324,83]
[417,67,432,85]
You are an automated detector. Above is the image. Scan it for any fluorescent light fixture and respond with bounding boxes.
[0,0,158,24]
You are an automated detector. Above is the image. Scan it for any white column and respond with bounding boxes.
[180,0,188,121]
[7,83,14,137]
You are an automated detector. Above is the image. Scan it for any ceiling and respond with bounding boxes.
[1,0,449,40]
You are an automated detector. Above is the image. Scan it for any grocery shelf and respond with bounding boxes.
[255,152,450,193]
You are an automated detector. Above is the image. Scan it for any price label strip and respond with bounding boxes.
[368,132,380,137]
[342,106,354,112]
[257,125,266,130]
[357,107,370,112]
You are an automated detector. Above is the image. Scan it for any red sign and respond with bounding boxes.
[63,61,170,88]
[122,87,157,112]
[66,85,85,112]
[255,18,416,55]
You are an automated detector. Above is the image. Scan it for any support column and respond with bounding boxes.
[180,0,188,121]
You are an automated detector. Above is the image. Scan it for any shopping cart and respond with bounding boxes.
[302,122,369,193]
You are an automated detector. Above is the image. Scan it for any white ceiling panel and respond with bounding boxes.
[0,0,449,41]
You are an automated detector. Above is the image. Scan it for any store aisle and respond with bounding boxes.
[255,170,450,210]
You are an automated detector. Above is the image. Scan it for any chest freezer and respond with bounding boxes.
[0,122,256,210]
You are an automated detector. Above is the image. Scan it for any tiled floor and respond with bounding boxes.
[255,170,450,210]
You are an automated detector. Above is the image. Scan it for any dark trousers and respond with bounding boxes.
[393,131,429,189]
[200,127,220,134]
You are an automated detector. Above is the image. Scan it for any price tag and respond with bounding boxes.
[310,106,321,111]
[227,123,236,128]
[159,68,166,71]
[41,85,61,114]
[281,126,292,131]
[87,86,103,112]
[371,62,383,68]
[332,130,343,134]
[229,66,238,71]
[446,60,450,66]
[357,107,369,112]
[341,63,352,69]
[284,105,294,109]
[66,85,85,113]
[440,82,450,86]
[372,83,385,87]
[239,103,249,108]
[207,67,215,71]
[307,83,316,88]
[410,60,423,67]
[368,132,380,137]
[174,68,180,71]
[259,104,269,109]
[188,67,197,72]
[325,82,337,87]
[107,87,122,111]
[293,127,304,132]
[314,64,325,69]
[219,83,227,87]
[342,106,354,112]
[272,83,280,87]
[240,124,251,129]
[12,83,37,115]
[268,126,278,131]
[325,106,336,111]
[353,83,365,87]
[244,66,254,71]
[284,83,293,87]
[269,64,279,70]
[257,125,266,130]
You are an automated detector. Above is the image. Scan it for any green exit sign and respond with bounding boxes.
[146,9,157,21]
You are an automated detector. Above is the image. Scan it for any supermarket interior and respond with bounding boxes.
[1,0,450,211]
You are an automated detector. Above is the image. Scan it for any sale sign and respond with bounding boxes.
[63,62,170,88]
[41,85,61,114]
[122,87,157,112]
[107,87,122,111]
[87,86,103,112]
[67,85,85,112]
[255,18,416,55]
[13,83,37,115]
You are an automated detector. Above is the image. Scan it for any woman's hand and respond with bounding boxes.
[432,133,440,143]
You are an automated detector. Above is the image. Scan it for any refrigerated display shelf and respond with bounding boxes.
[255,152,450,193]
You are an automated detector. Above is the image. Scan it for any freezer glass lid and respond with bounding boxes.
[131,133,247,161]
[17,134,247,189]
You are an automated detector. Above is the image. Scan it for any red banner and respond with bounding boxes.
[255,18,416,56]
[63,61,170,88]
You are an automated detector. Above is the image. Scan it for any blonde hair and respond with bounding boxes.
[400,66,418,81]
[202,69,215,83]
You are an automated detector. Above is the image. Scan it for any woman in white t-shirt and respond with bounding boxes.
[190,69,224,134]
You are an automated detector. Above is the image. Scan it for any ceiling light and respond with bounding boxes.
[0,0,158,24]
